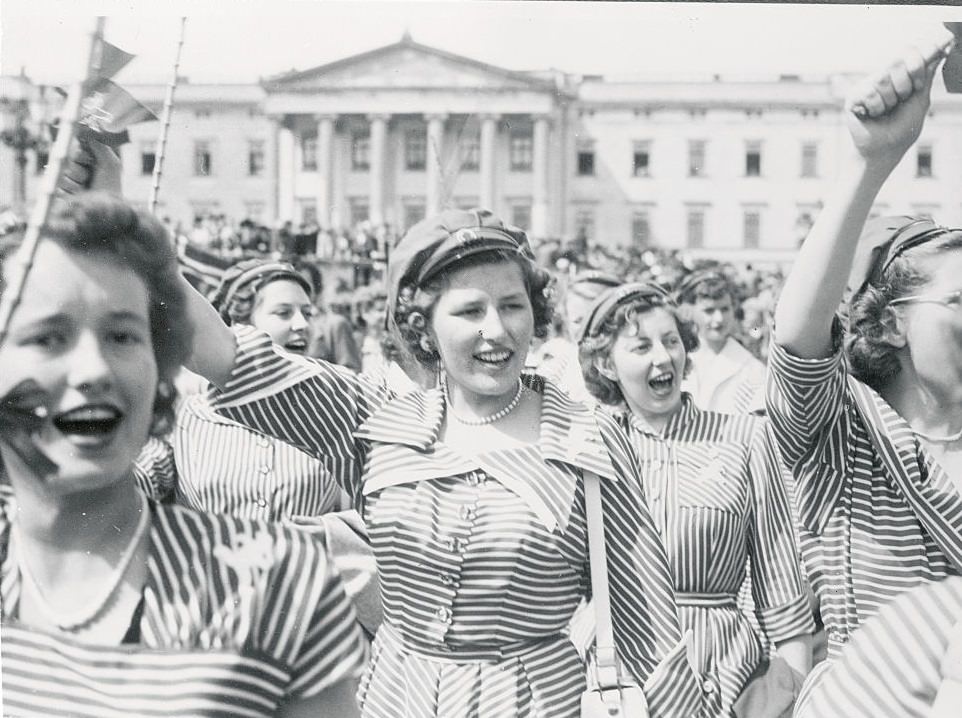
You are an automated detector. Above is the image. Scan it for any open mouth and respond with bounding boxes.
[474,349,513,367]
[648,372,675,395]
[52,404,123,440]
[284,337,308,353]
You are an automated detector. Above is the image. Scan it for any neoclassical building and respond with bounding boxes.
[4,33,962,255]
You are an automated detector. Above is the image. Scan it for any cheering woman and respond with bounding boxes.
[183,208,703,717]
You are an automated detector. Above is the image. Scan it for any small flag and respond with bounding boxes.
[176,235,233,297]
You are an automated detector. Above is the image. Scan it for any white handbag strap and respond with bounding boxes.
[584,468,622,689]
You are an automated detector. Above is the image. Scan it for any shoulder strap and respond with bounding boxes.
[584,468,622,689]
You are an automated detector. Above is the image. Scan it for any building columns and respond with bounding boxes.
[368,114,389,227]
[276,117,296,223]
[426,113,446,217]
[315,114,336,230]
[532,115,550,237]
[479,114,499,212]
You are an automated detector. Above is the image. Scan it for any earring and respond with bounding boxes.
[419,335,435,354]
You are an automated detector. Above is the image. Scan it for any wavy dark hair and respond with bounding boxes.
[847,233,962,392]
[579,298,698,406]
[392,249,554,370]
[0,192,192,437]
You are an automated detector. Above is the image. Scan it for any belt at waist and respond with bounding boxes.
[380,622,567,663]
[675,591,737,608]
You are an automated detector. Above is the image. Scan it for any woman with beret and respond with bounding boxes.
[134,257,382,636]
[578,282,813,716]
[766,44,962,701]
[182,208,703,717]
[0,190,366,716]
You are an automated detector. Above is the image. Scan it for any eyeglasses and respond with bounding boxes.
[889,289,962,310]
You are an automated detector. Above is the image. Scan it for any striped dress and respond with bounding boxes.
[795,576,962,717]
[766,335,962,672]
[619,395,812,716]
[0,496,366,717]
[209,325,704,718]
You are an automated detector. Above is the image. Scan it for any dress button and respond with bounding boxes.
[259,465,270,474]
[436,606,452,623]
[257,436,271,448]
[458,505,476,521]
[466,473,483,487]
[446,537,464,553]
[440,573,457,587]
[256,496,268,508]
[702,678,716,694]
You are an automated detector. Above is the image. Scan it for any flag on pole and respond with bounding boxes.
[175,235,234,297]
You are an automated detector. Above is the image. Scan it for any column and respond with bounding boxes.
[531,115,550,237]
[479,114,499,211]
[425,113,446,217]
[276,116,296,223]
[368,114,389,227]
[315,114,336,229]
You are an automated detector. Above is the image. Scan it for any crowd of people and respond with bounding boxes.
[2,41,962,718]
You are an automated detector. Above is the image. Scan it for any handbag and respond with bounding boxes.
[580,469,650,718]
[731,655,804,718]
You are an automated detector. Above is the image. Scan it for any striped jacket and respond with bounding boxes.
[211,325,703,718]
[0,497,366,717]
[766,334,962,666]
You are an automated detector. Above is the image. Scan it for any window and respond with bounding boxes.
[686,207,705,248]
[459,135,480,171]
[917,144,933,177]
[299,199,317,224]
[801,142,818,178]
[405,131,427,171]
[351,132,370,171]
[688,140,706,177]
[743,209,761,249]
[631,210,651,246]
[140,148,155,176]
[574,208,595,240]
[301,136,318,171]
[403,202,426,230]
[193,141,212,176]
[35,149,49,175]
[510,131,533,172]
[632,141,650,177]
[578,144,595,177]
[194,108,211,119]
[511,204,532,230]
[349,198,370,225]
[248,140,265,177]
[745,141,762,177]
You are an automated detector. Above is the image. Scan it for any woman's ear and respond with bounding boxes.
[593,354,618,382]
[880,305,908,348]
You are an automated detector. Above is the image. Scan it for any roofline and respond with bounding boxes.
[261,35,557,92]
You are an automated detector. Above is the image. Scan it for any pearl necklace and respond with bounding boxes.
[913,425,962,444]
[12,493,150,631]
[445,379,524,426]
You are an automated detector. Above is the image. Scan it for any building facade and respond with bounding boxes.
[4,33,962,256]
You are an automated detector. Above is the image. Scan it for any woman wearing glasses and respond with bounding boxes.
[766,43,962,704]
[578,283,813,717]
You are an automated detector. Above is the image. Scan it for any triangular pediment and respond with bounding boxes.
[264,37,554,93]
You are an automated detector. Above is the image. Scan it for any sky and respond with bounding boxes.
[2,1,961,86]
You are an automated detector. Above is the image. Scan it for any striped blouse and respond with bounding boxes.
[619,395,812,716]
[210,325,703,718]
[766,333,962,664]
[0,496,366,717]
[795,576,962,718]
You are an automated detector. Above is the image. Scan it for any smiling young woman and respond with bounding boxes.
[182,208,704,717]
[578,282,813,717]
[0,192,366,717]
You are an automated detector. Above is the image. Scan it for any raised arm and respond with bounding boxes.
[774,44,942,359]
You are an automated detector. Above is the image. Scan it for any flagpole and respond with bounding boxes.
[148,17,187,216]
[0,17,105,348]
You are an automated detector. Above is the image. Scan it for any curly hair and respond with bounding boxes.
[579,299,698,406]
[0,192,192,437]
[392,249,555,369]
[847,234,962,392]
